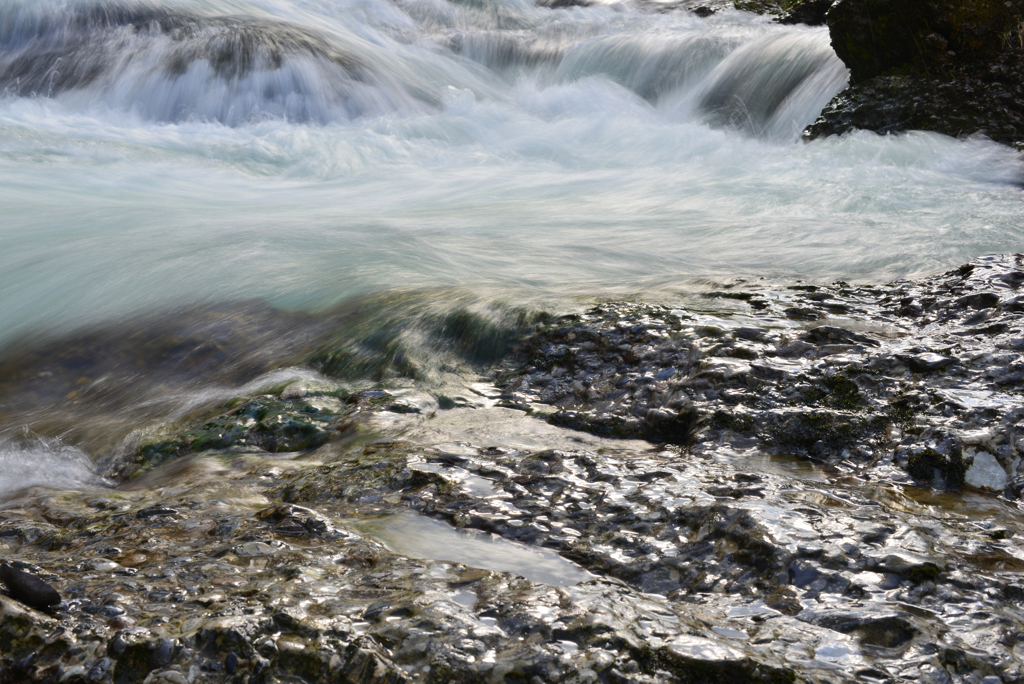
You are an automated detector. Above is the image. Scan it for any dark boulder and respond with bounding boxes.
[0,561,61,611]
[827,0,1021,84]
[805,0,1024,146]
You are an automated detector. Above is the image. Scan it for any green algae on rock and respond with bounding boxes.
[118,389,418,479]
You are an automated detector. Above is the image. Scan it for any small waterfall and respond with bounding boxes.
[0,0,439,124]
[687,30,848,139]
[0,0,847,135]
[433,10,847,140]
[553,32,740,101]
[442,28,577,70]
[0,0,1022,503]
[547,24,847,139]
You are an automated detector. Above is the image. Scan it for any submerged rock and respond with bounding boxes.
[118,388,414,478]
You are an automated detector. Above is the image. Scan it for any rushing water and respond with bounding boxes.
[0,0,1023,482]
[0,0,1021,348]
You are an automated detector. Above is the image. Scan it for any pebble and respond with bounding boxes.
[86,559,120,572]
[86,658,111,683]
[0,561,61,611]
[82,604,125,618]
[233,541,285,557]
[136,508,178,519]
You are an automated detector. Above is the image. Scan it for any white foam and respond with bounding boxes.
[0,438,111,499]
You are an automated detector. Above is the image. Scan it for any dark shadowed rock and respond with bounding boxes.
[798,608,917,648]
[805,0,1024,146]
[827,0,1021,84]
[0,561,61,611]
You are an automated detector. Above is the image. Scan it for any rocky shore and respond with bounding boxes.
[2,255,1024,683]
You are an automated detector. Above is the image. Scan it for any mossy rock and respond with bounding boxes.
[765,409,884,459]
[886,394,918,430]
[710,409,755,433]
[906,447,968,489]
[777,0,832,25]
[819,371,864,411]
[733,0,787,15]
[125,393,356,476]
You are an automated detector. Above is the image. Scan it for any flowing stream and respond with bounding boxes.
[2,5,1024,679]
[0,0,1023,533]
[0,0,1022,498]
[1,0,1023,495]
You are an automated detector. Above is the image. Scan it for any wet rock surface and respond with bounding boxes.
[802,68,1024,149]
[1,256,1024,683]
[1,448,816,684]
[497,254,1024,498]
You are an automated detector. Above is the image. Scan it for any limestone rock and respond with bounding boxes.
[964,448,1009,492]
